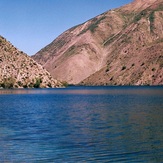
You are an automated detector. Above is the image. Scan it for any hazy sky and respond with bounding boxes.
[0,0,133,55]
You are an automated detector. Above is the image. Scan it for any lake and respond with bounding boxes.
[0,86,163,162]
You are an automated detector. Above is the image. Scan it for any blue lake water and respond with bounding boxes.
[0,86,163,162]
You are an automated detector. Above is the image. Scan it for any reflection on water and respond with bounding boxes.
[0,86,163,162]
[0,86,163,95]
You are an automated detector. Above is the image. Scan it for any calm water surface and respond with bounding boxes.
[0,86,163,162]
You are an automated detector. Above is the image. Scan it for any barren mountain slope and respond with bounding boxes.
[0,36,62,88]
[81,0,163,85]
[33,0,163,85]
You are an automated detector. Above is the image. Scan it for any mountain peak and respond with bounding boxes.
[33,0,163,85]
[134,0,162,6]
[125,0,162,11]
[134,0,157,2]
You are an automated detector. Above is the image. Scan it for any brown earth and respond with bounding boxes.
[33,0,163,85]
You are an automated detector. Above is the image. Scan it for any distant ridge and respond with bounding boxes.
[33,0,163,85]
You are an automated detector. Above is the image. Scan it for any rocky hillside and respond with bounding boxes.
[33,0,163,85]
[0,36,62,88]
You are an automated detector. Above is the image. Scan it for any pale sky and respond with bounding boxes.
[0,0,133,55]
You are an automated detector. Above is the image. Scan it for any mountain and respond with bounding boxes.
[32,0,163,85]
[0,36,63,88]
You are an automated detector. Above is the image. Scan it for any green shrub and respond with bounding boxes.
[105,67,109,73]
[34,78,42,88]
[18,81,23,87]
[23,84,28,88]
[121,66,126,71]
[62,81,69,87]
[78,16,106,35]
[149,11,155,32]
[133,10,147,22]
[0,77,15,88]
[47,83,52,88]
